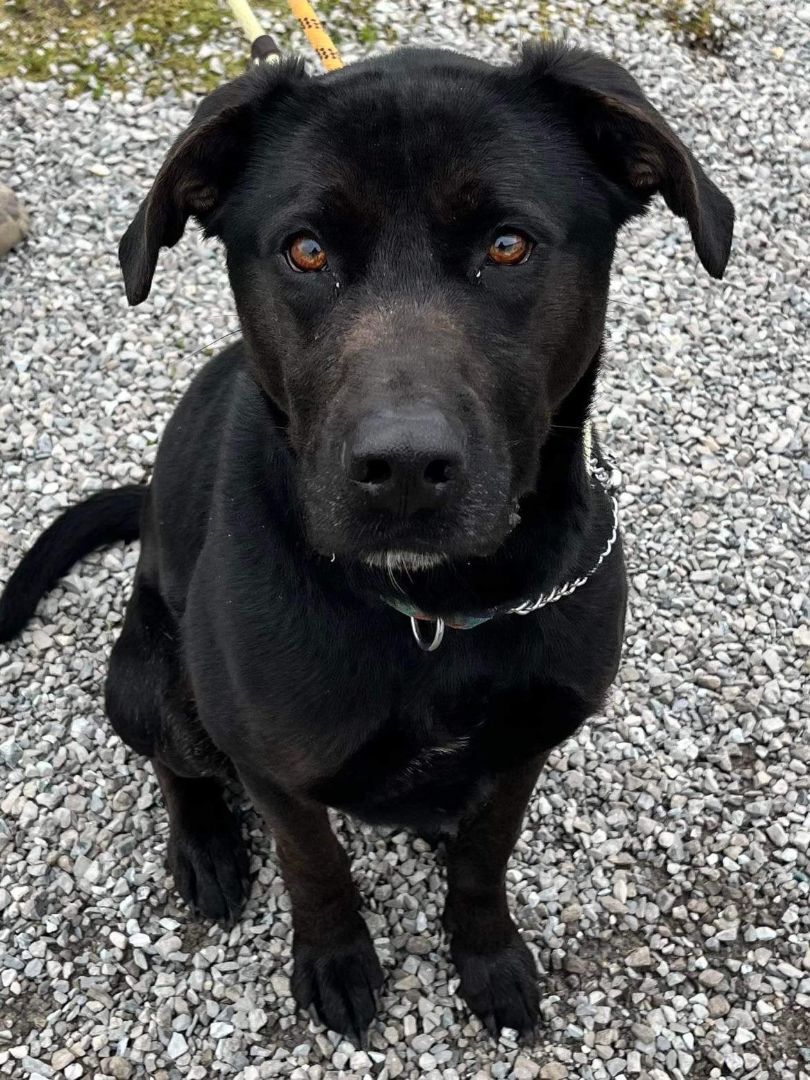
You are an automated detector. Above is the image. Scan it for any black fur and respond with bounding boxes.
[0,485,144,642]
[1,42,733,1041]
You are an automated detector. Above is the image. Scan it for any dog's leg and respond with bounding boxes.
[444,753,549,1038]
[240,775,383,1042]
[106,579,249,924]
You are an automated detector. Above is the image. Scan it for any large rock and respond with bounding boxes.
[0,184,29,255]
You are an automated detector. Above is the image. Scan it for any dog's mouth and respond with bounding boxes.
[352,499,523,575]
[362,549,448,574]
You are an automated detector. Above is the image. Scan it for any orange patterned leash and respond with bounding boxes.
[286,0,344,70]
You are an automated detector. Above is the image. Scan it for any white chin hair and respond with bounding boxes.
[364,550,446,573]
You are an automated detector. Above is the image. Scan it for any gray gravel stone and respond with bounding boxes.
[626,946,653,968]
[0,182,28,255]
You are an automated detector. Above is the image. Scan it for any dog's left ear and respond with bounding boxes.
[519,43,734,278]
[119,59,307,305]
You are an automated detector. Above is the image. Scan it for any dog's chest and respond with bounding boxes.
[298,643,597,828]
[309,704,491,829]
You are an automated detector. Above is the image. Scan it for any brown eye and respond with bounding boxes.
[487,232,531,266]
[287,235,327,272]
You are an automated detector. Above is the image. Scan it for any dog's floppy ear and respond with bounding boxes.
[520,43,734,278]
[119,59,307,305]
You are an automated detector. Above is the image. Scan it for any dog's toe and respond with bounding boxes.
[451,933,539,1040]
[168,808,250,926]
[292,923,383,1043]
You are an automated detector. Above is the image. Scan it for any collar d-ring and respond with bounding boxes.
[410,616,445,652]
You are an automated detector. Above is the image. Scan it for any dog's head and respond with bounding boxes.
[120,44,733,568]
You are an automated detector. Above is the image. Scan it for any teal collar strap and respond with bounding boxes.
[387,597,495,631]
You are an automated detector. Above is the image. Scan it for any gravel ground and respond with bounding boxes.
[1,1,808,1078]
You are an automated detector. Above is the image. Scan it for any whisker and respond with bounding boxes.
[169,326,242,366]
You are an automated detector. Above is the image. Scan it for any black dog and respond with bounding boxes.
[0,43,732,1041]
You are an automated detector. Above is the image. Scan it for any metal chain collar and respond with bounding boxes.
[508,453,619,617]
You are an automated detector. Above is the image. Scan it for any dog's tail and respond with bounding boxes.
[0,485,145,643]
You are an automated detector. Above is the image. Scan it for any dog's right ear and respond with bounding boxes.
[119,60,307,305]
[517,42,734,279]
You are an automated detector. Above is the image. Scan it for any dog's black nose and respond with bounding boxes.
[345,407,465,515]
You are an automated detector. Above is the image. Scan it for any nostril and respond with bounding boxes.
[357,457,392,486]
[423,458,454,486]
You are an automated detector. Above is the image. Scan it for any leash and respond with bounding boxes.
[227,0,343,70]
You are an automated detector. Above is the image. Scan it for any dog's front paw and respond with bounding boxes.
[451,931,539,1039]
[292,921,383,1043]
